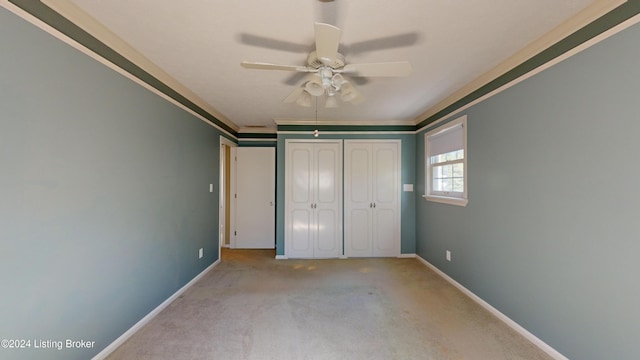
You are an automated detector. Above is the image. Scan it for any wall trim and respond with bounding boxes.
[415,255,569,360]
[6,0,635,136]
[414,0,626,127]
[1,0,238,139]
[91,259,221,360]
[397,253,416,258]
[239,138,278,142]
[275,255,288,260]
[274,119,416,126]
[40,0,237,133]
[417,8,640,134]
[278,131,415,135]
[238,127,277,134]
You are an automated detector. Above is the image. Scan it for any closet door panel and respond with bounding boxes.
[315,146,339,205]
[291,147,313,204]
[345,140,400,258]
[372,142,400,257]
[373,207,398,256]
[286,143,314,258]
[348,208,371,256]
[314,142,342,258]
[348,147,370,203]
[315,208,340,257]
[290,209,313,257]
[373,146,397,204]
[285,140,343,258]
[344,142,372,257]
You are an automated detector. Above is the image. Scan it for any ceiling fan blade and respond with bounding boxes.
[343,32,420,55]
[238,33,312,53]
[284,72,308,86]
[283,87,305,103]
[241,61,311,72]
[342,61,412,77]
[315,22,341,66]
[314,0,345,29]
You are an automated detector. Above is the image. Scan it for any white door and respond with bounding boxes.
[344,140,400,257]
[344,143,373,257]
[371,143,400,257]
[234,147,275,249]
[313,144,342,258]
[287,143,315,257]
[285,140,342,258]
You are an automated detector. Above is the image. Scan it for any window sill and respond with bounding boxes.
[422,194,468,207]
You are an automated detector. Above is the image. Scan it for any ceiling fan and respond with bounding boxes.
[241,22,412,107]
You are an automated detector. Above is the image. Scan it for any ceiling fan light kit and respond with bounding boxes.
[304,75,325,96]
[241,22,411,108]
[296,91,312,107]
[325,95,338,108]
[340,83,358,102]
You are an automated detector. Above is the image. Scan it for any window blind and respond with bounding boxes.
[428,123,463,156]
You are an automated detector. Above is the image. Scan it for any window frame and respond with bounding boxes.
[424,115,468,206]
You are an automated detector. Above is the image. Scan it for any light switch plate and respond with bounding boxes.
[403,184,414,192]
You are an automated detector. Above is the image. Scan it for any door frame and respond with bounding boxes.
[219,136,237,257]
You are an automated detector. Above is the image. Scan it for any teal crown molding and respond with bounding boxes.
[238,132,277,139]
[11,0,640,135]
[238,141,277,148]
[277,124,416,132]
[9,0,237,137]
[416,0,640,129]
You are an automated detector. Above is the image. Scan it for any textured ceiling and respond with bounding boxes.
[64,0,601,130]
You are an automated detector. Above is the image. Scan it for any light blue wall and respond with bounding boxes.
[416,21,640,360]
[276,132,416,256]
[0,9,221,360]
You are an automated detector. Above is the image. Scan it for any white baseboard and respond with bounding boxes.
[415,256,569,360]
[91,259,221,360]
[397,253,416,258]
[275,255,288,260]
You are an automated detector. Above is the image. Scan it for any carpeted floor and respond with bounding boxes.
[106,248,553,360]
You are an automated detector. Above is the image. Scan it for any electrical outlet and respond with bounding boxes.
[199,248,203,259]
[446,250,451,261]
[209,184,214,193]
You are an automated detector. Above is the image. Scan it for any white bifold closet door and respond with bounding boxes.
[234,147,275,249]
[344,140,401,257]
[285,140,343,258]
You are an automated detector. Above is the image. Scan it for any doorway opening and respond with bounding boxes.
[219,137,237,258]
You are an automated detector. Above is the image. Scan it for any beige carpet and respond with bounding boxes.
[106,249,553,360]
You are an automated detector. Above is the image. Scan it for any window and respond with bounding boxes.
[424,115,468,206]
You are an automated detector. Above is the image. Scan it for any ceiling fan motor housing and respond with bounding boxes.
[307,51,345,69]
